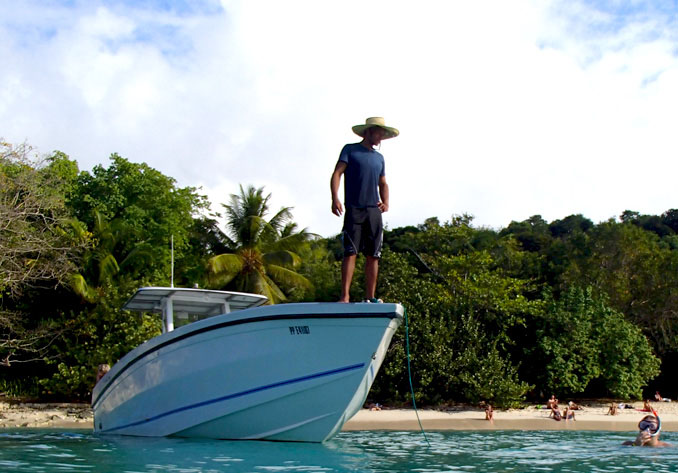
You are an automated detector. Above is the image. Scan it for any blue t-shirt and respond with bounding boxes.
[338,143,385,208]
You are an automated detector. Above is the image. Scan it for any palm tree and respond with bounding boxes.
[207,185,312,303]
[70,211,151,302]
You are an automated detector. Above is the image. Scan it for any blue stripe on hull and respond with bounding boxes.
[102,362,366,433]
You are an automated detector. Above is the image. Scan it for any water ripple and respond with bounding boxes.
[0,428,676,472]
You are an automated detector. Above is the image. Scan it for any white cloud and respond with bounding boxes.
[1,0,677,237]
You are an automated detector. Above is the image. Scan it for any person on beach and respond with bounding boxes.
[607,403,618,416]
[550,405,562,421]
[96,364,110,384]
[622,414,671,447]
[330,117,399,303]
[563,405,575,421]
[485,404,494,422]
[546,395,558,410]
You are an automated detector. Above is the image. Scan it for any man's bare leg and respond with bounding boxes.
[365,256,379,300]
[340,254,357,302]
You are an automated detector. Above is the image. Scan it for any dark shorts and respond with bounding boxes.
[342,206,383,258]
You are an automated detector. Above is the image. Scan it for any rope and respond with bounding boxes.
[404,307,431,447]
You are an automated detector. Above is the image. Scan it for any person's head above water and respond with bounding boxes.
[638,414,661,436]
[623,412,670,447]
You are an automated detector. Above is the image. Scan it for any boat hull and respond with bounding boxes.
[92,302,403,442]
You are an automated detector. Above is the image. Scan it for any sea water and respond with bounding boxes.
[1,429,676,473]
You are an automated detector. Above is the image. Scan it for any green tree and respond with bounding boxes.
[662,209,678,233]
[39,279,161,399]
[68,154,209,284]
[597,306,661,399]
[566,221,678,355]
[534,288,602,394]
[501,215,552,253]
[69,211,152,302]
[0,142,89,368]
[38,155,209,397]
[533,287,659,398]
[296,238,341,302]
[0,142,86,298]
[370,245,535,408]
[178,215,233,289]
[208,185,312,303]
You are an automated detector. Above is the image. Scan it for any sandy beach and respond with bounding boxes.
[344,401,678,432]
[0,402,93,429]
[2,400,677,432]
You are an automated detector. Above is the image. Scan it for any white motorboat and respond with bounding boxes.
[91,287,403,442]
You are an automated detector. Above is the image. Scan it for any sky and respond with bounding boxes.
[1,0,677,237]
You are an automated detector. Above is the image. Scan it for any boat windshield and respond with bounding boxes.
[123,287,268,333]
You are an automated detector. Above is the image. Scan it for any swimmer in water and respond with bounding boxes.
[622,413,671,447]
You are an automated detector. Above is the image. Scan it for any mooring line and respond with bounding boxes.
[404,307,431,447]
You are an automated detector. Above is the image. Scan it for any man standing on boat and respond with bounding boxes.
[330,117,399,303]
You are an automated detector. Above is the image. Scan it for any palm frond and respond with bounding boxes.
[265,264,312,291]
[207,253,243,288]
[98,254,120,284]
[93,210,107,235]
[245,215,272,247]
[117,244,153,270]
[69,273,98,303]
[267,206,293,232]
[258,271,287,304]
[280,222,298,238]
[247,270,280,304]
[208,271,239,288]
[66,218,90,241]
[222,234,237,249]
[208,253,244,288]
[258,219,281,245]
[208,253,244,278]
[262,250,301,268]
[266,230,313,253]
[222,200,244,237]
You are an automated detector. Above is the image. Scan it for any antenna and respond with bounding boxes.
[171,234,174,288]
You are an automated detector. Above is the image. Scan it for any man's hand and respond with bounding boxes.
[332,198,344,217]
[378,176,389,213]
[634,430,652,446]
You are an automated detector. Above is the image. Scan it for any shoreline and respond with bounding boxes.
[2,400,676,432]
[343,406,678,432]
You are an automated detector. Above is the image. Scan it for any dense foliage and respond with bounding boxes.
[0,141,674,408]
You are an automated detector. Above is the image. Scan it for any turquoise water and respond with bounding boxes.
[1,429,676,472]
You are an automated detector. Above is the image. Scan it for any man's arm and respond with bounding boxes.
[331,161,347,216]
[378,175,389,213]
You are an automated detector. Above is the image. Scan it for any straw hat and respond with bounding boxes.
[352,117,399,139]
